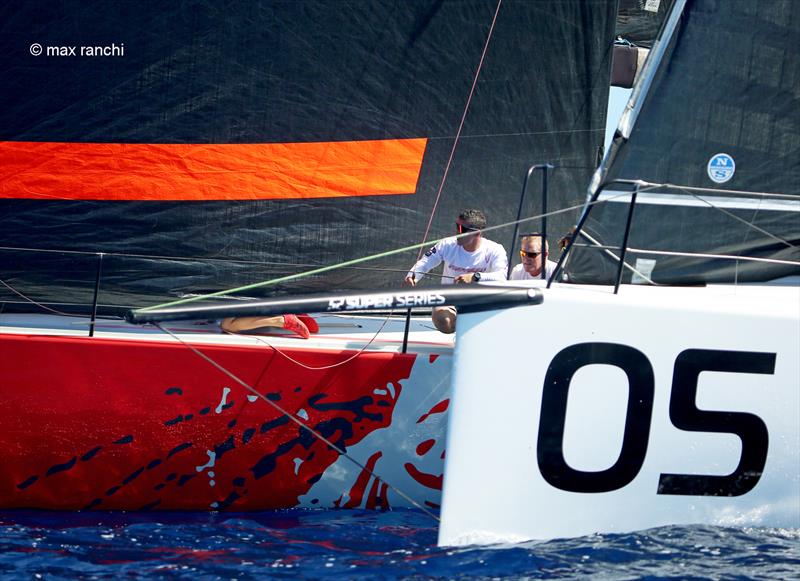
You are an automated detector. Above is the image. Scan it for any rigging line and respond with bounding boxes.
[678,187,798,249]
[575,230,661,286]
[559,184,673,286]
[138,270,450,307]
[621,248,800,268]
[154,323,439,521]
[737,197,763,285]
[416,0,503,260]
[0,278,83,317]
[135,238,448,312]
[573,184,800,276]
[135,192,633,313]
[225,310,395,371]
[0,245,427,273]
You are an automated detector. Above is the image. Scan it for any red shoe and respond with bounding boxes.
[296,314,319,334]
[282,314,310,339]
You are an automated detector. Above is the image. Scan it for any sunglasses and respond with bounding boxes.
[520,250,541,259]
[456,223,479,234]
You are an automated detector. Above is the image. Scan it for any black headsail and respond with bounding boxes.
[565,0,800,285]
[615,0,670,48]
[0,0,615,312]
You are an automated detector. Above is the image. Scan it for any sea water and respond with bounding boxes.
[1,509,798,579]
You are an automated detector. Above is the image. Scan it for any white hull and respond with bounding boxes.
[440,281,800,545]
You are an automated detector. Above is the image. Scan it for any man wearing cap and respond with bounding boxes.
[404,208,507,334]
[510,233,558,281]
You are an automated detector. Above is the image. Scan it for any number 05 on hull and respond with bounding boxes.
[439,282,800,546]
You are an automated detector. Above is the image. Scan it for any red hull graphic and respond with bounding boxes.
[0,333,421,511]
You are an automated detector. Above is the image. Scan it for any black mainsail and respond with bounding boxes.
[0,0,615,311]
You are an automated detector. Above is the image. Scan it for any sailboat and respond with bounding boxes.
[0,0,615,512]
[438,0,800,545]
[110,0,800,544]
[5,0,794,546]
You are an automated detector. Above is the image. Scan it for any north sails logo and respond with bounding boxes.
[328,292,446,311]
[707,153,735,183]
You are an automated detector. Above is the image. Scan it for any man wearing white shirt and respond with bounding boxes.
[509,233,558,281]
[404,209,507,333]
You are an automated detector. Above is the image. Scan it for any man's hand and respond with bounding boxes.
[403,274,417,286]
[454,273,476,284]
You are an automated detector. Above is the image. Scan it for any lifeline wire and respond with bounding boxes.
[0,277,80,317]
[155,322,440,522]
[0,245,424,274]
[679,187,798,249]
[225,311,395,371]
[591,183,800,274]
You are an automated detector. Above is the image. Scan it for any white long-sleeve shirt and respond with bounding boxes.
[407,237,508,284]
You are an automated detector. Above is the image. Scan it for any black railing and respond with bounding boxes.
[549,179,644,294]
[508,164,553,280]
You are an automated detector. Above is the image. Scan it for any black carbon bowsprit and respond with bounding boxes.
[126,286,542,324]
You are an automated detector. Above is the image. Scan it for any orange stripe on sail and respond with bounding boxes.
[0,139,427,201]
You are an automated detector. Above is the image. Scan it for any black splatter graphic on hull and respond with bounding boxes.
[46,456,77,477]
[81,447,102,462]
[16,475,38,490]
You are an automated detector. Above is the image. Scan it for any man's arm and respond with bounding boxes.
[405,243,444,284]
[476,269,507,282]
[477,244,509,281]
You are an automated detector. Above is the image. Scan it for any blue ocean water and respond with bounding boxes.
[1,509,798,579]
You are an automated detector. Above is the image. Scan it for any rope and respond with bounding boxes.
[678,188,797,249]
[0,245,426,275]
[0,278,82,318]
[417,0,504,259]
[578,183,800,280]
[134,194,629,313]
[574,229,662,285]
[225,311,395,371]
[155,323,440,521]
[15,186,795,317]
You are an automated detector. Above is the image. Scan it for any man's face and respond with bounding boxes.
[455,219,481,247]
[520,240,545,275]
